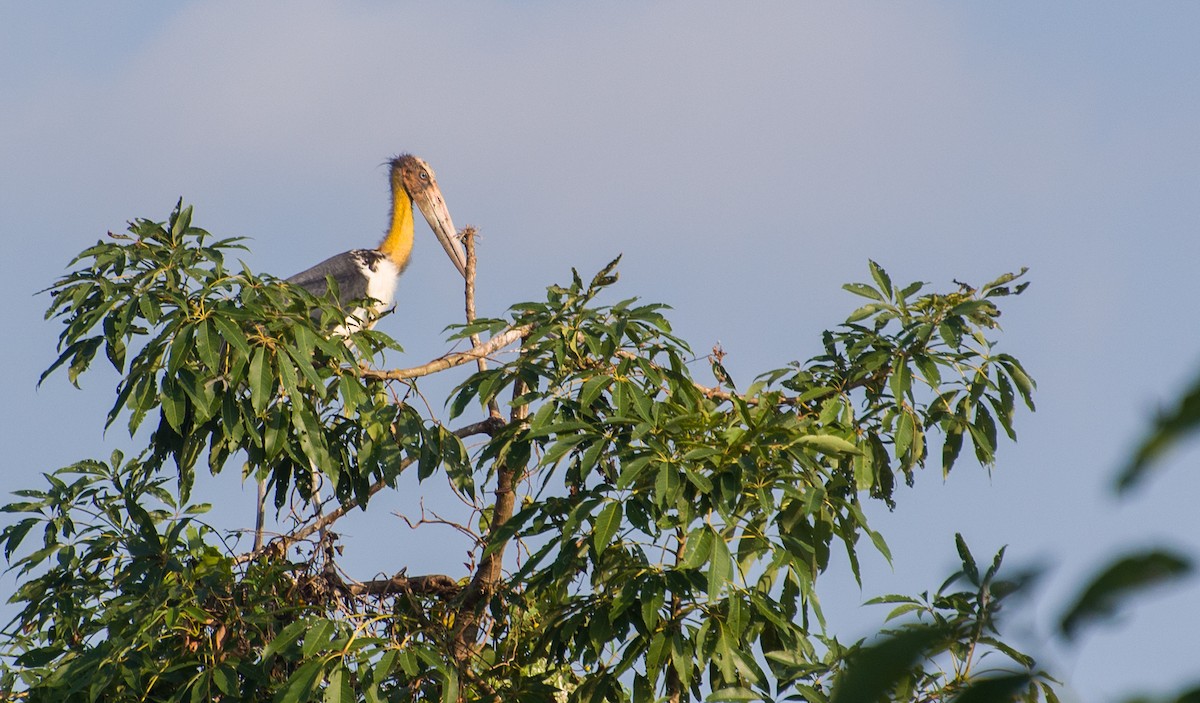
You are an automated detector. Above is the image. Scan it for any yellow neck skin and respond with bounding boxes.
[379,185,415,271]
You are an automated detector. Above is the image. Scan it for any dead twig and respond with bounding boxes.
[462,228,504,420]
[394,498,485,549]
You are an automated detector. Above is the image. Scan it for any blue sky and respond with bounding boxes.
[3,3,1199,699]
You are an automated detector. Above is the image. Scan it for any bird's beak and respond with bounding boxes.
[413,189,468,279]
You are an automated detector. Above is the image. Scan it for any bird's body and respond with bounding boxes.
[288,249,404,335]
[285,154,467,330]
[287,249,401,307]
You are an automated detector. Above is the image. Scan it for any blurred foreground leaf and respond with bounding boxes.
[1118,372,1200,492]
[1059,550,1192,639]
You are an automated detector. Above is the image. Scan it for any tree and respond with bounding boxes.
[1,201,1051,701]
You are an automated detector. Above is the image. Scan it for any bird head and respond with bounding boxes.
[390,154,468,278]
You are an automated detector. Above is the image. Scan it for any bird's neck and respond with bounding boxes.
[379,186,414,271]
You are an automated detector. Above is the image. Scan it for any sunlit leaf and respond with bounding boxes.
[592,500,622,551]
[795,434,861,456]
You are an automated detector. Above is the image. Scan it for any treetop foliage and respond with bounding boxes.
[3,201,1056,702]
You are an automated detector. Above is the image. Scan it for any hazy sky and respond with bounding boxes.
[3,4,1199,700]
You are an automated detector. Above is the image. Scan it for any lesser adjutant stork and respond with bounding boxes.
[287,154,468,322]
[254,154,468,551]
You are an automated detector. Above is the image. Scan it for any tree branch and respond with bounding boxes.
[346,572,461,598]
[355,325,530,382]
[450,342,530,664]
[461,227,503,420]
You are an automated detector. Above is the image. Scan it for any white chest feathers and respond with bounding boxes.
[335,254,403,337]
[361,256,402,310]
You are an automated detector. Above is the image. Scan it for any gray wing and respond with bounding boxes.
[286,250,374,304]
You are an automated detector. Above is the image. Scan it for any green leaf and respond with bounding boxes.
[171,202,193,237]
[888,359,912,403]
[440,667,459,703]
[262,620,308,659]
[195,318,221,372]
[212,664,238,696]
[868,260,892,300]
[795,434,861,456]
[913,353,941,387]
[981,267,1028,294]
[655,463,681,506]
[160,376,187,432]
[248,346,273,414]
[846,304,880,323]
[166,322,194,375]
[706,687,761,702]
[938,321,962,349]
[679,527,713,570]
[955,533,979,583]
[615,454,653,489]
[324,666,352,703]
[898,280,924,300]
[843,282,884,302]
[942,424,964,477]
[579,374,613,411]
[592,500,622,551]
[866,527,891,564]
[708,528,733,598]
[279,659,324,703]
[882,603,925,623]
[212,314,252,359]
[998,355,1036,411]
[1059,549,1192,639]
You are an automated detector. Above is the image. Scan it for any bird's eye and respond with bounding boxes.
[420,171,430,181]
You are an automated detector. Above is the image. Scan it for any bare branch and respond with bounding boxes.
[355,325,531,382]
[463,227,504,420]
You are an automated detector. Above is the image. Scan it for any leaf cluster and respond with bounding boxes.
[0,454,296,700]
[39,201,462,509]
[423,259,1036,701]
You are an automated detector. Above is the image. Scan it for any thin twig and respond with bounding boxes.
[234,416,506,565]
[394,499,485,548]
